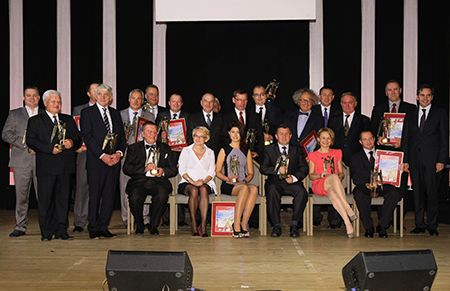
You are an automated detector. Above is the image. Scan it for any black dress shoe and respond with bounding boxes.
[41,234,53,241]
[178,221,188,227]
[149,227,159,235]
[313,221,321,226]
[289,226,300,238]
[271,226,282,237]
[55,233,74,240]
[89,231,98,239]
[378,228,388,238]
[428,228,439,236]
[329,223,342,229]
[73,226,84,233]
[364,228,374,238]
[9,230,26,237]
[410,227,426,234]
[98,230,116,238]
[376,225,382,233]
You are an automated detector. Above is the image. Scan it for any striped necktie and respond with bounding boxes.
[102,107,111,133]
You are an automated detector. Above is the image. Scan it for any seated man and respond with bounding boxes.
[260,124,309,237]
[350,131,402,238]
[123,121,177,235]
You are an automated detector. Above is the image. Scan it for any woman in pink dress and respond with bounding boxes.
[308,128,357,238]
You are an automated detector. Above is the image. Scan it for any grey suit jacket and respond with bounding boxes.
[72,102,91,116]
[120,108,155,144]
[2,107,43,168]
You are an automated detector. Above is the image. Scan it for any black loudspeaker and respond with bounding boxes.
[342,249,437,291]
[106,250,193,291]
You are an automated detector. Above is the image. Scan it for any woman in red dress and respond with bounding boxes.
[308,128,357,238]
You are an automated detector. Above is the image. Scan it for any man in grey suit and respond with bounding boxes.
[72,82,98,232]
[2,86,42,237]
[120,89,155,226]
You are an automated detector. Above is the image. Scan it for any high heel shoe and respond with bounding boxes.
[347,231,355,239]
[197,225,208,237]
[232,223,241,238]
[240,224,250,238]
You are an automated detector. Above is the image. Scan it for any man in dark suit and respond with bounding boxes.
[80,83,126,239]
[144,84,167,120]
[285,88,322,146]
[72,82,98,233]
[188,92,223,156]
[370,80,416,140]
[402,84,448,236]
[222,89,263,160]
[312,86,342,128]
[251,85,282,145]
[260,124,309,238]
[26,90,81,241]
[351,131,402,238]
[123,121,178,235]
[2,86,43,237]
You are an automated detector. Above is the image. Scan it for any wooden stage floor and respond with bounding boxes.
[1,209,449,291]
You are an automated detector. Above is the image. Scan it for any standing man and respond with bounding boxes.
[312,86,341,128]
[2,86,42,237]
[285,88,322,146]
[119,89,155,227]
[80,83,126,239]
[403,84,448,236]
[123,121,178,235]
[351,131,402,238]
[252,85,282,145]
[188,92,223,156]
[144,84,167,120]
[260,124,309,237]
[26,90,81,241]
[72,82,98,233]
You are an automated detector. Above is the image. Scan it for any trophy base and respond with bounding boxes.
[150,169,158,175]
[264,141,272,146]
[231,178,238,183]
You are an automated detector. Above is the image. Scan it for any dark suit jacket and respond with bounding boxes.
[249,101,283,136]
[188,111,223,156]
[260,143,308,184]
[222,108,264,156]
[156,109,188,125]
[80,105,126,169]
[328,112,371,165]
[26,113,81,176]
[402,105,448,165]
[370,100,416,135]
[285,109,323,146]
[350,149,373,187]
[311,104,342,128]
[123,141,178,193]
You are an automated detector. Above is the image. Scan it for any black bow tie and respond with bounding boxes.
[146,144,156,150]
[299,111,309,116]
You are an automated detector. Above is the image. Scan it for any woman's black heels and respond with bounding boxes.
[240,224,250,238]
[232,223,241,238]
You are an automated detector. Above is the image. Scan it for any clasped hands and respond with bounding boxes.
[101,152,122,166]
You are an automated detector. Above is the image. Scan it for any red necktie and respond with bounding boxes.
[391,103,397,113]
[239,111,245,125]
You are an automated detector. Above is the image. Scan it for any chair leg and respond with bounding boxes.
[169,196,176,235]
[303,200,308,233]
[127,199,131,235]
[393,207,398,234]
[308,197,313,236]
[259,196,267,236]
[400,198,404,238]
[354,203,360,237]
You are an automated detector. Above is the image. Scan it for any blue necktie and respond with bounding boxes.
[324,108,329,127]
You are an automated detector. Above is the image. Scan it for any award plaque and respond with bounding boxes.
[375,150,404,187]
[167,118,188,149]
[378,113,405,146]
[300,131,318,155]
[211,201,235,237]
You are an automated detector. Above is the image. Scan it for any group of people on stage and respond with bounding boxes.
[3,80,448,241]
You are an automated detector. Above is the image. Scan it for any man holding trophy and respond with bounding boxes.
[80,84,126,239]
[123,121,178,235]
[350,131,402,238]
[26,90,81,241]
[260,124,309,238]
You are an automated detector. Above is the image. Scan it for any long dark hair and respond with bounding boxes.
[227,121,249,154]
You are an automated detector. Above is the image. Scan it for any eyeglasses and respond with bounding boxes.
[193,134,206,139]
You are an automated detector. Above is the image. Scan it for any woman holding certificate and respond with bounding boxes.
[216,122,258,238]
[178,126,216,237]
[308,128,357,238]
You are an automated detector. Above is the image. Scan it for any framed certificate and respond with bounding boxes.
[135,117,151,143]
[299,130,318,155]
[380,113,406,146]
[167,118,188,149]
[375,150,404,187]
[211,201,235,236]
[73,115,86,151]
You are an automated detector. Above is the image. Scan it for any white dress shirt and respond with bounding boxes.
[178,144,216,192]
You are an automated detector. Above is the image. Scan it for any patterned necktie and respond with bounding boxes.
[369,150,375,169]
[239,111,245,125]
[103,107,111,133]
[324,108,329,127]
[150,107,155,115]
[53,115,58,126]
[391,103,397,113]
[132,111,138,126]
[206,113,212,127]
[282,146,287,156]
[343,114,350,137]
[419,109,426,131]
[172,113,177,119]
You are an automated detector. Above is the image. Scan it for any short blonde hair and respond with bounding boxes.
[192,126,210,142]
[317,127,335,146]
